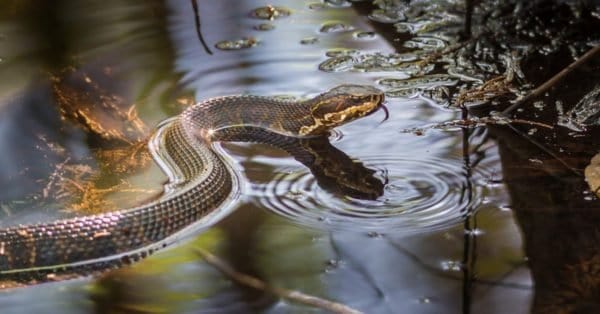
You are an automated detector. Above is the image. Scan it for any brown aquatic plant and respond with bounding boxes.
[455,75,516,107]
[41,143,156,215]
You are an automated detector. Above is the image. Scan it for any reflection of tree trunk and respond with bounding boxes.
[218,203,286,312]
[492,124,600,313]
[485,48,600,311]
[351,1,600,309]
[486,40,600,312]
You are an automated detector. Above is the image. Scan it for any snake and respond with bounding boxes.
[0,84,385,282]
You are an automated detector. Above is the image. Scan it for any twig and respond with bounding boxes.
[502,45,600,115]
[195,249,363,314]
[42,157,70,199]
[400,117,553,134]
[418,39,472,67]
[191,0,213,55]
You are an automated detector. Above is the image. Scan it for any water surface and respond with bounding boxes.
[5,0,596,313]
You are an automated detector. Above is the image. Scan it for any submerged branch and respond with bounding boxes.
[195,249,363,314]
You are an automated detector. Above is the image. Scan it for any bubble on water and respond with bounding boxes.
[251,6,291,20]
[419,297,431,304]
[215,37,259,50]
[465,228,484,236]
[300,37,319,45]
[528,158,543,164]
[527,128,538,135]
[441,260,463,271]
[254,23,275,31]
[324,0,352,7]
[498,204,512,211]
[320,21,354,33]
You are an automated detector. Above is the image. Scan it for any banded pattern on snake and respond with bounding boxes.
[0,85,384,281]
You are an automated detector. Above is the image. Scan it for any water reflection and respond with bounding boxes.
[0,0,537,313]
[256,153,489,232]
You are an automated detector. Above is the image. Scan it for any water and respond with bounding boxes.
[1,0,598,313]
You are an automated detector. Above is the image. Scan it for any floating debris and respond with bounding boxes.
[353,31,376,40]
[394,14,461,34]
[584,153,600,198]
[308,2,326,10]
[300,37,319,45]
[368,9,404,23]
[215,37,259,50]
[368,0,409,24]
[559,84,600,130]
[318,51,431,74]
[378,74,458,89]
[251,6,291,20]
[385,88,420,98]
[318,56,355,72]
[325,48,359,57]
[319,21,353,33]
[445,66,485,84]
[254,23,275,31]
[533,100,545,110]
[386,86,450,103]
[404,36,447,50]
[324,0,351,7]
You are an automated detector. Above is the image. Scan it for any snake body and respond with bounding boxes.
[0,85,384,280]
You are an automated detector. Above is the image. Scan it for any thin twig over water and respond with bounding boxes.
[502,45,600,115]
[191,0,213,55]
[195,249,363,314]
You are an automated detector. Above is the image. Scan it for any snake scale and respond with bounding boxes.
[0,84,384,281]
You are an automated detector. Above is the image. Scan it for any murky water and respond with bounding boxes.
[0,0,598,313]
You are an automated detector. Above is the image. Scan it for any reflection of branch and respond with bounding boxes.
[191,0,213,55]
[502,45,600,115]
[195,249,363,314]
[328,233,385,298]
[386,239,531,290]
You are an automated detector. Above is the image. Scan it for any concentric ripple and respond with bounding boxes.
[253,155,491,233]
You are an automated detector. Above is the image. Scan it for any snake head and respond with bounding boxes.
[301,85,385,136]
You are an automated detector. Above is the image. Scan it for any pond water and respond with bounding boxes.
[0,0,598,313]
